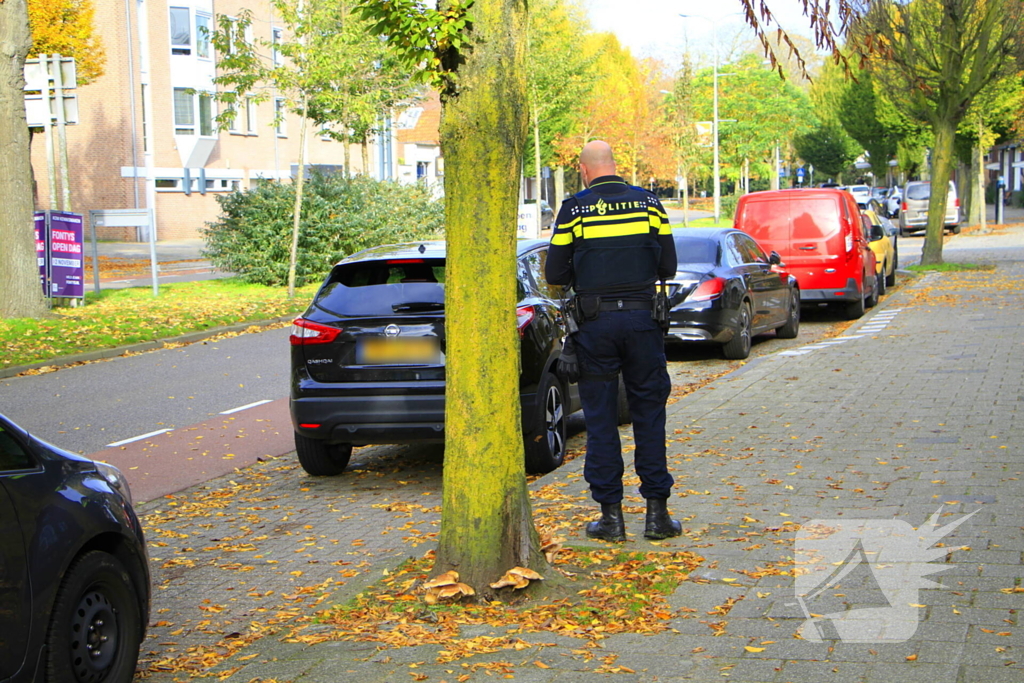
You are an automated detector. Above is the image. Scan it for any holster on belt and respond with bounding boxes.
[652,281,669,332]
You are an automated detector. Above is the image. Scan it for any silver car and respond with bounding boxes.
[898,180,960,235]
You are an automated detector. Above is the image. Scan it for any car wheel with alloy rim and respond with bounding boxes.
[525,372,567,474]
[722,302,753,360]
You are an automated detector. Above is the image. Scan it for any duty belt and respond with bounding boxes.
[598,299,653,311]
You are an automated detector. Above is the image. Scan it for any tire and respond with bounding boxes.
[616,375,632,426]
[865,273,880,309]
[776,290,800,339]
[844,289,865,320]
[525,372,567,474]
[46,551,143,683]
[722,302,752,360]
[877,266,887,296]
[295,433,353,476]
[885,252,897,288]
[951,224,961,235]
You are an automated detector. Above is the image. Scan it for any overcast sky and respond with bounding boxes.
[583,0,826,65]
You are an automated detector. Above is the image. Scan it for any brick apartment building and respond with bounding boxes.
[30,0,443,241]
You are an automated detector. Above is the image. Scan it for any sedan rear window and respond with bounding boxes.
[314,259,446,317]
[673,236,718,264]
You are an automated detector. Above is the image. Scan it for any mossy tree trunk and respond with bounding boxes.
[0,0,48,319]
[921,116,955,265]
[434,0,544,598]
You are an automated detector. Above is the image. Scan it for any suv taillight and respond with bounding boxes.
[516,305,535,337]
[954,197,960,208]
[686,277,725,302]
[901,201,908,212]
[289,318,342,345]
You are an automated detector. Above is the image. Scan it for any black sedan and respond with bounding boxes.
[664,228,800,359]
[0,413,149,683]
[289,239,590,477]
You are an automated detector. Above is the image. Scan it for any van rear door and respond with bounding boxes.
[787,195,843,273]
[736,193,792,259]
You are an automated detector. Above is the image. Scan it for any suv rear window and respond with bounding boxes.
[906,184,930,200]
[314,258,446,317]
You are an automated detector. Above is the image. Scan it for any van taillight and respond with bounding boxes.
[687,277,725,302]
[290,318,342,345]
[955,198,960,208]
[902,201,908,212]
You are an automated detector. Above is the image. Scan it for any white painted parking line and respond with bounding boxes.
[780,349,814,356]
[220,399,274,415]
[833,335,866,340]
[107,428,172,447]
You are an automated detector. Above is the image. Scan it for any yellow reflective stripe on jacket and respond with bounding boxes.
[551,230,573,246]
[579,213,652,240]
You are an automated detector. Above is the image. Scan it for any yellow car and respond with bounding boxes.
[861,206,898,293]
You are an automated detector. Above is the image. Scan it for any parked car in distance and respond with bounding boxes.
[860,207,897,293]
[523,199,555,229]
[846,184,872,206]
[885,186,902,219]
[898,180,960,235]
[871,187,888,202]
[289,239,586,477]
[0,412,150,683]
[664,228,800,360]
[734,188,879,320]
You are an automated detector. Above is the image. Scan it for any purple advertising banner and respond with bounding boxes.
[34,213,46,290]
[34,211,85,298]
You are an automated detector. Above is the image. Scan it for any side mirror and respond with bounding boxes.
[769,251,782,266]
[870,225,885,241]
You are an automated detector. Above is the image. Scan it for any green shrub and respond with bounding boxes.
[202,174,445,286]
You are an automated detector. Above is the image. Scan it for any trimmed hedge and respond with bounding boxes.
[201,174,445,286]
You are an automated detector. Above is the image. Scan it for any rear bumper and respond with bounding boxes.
[290,386,542,445]
[801,278,861,303]
[665,306,737,344]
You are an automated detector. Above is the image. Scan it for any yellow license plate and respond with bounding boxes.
[358,337,440,365]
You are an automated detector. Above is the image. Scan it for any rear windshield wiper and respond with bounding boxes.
[392,302,445,313]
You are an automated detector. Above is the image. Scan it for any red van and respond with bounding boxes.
[734,189,879,319]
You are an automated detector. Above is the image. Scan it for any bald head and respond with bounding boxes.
[580,140,616,187]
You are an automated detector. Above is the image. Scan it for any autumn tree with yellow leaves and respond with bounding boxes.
[27,0,105,83]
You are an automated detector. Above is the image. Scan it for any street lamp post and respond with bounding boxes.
[681,13,739,223]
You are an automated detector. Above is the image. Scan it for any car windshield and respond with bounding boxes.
[906,184,931,200]
[673,236,718,265]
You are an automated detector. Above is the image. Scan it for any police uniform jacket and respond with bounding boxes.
[545,175,676,299]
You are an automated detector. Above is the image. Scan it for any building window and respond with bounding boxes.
[272,27,283,65]
[275,98,286,136]
[155,178,182,191]
[245,97,257,134]
[199,93,214,135]
[170,7,191,55]
[173,88,194,134]
[174,89,215,136]
[196,12,212,59]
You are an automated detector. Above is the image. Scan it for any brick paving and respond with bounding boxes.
[137,225,1024,682]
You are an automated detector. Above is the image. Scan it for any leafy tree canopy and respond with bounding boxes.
[27,0,104,84]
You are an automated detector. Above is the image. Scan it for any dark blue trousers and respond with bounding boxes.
[575,309,673,504]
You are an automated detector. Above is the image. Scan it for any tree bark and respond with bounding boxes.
[287,97,308,299]
[435,0,543,598]
[921,116,956,265]
[0,0,48,319]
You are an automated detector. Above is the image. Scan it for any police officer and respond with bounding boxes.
[545,140,681,542]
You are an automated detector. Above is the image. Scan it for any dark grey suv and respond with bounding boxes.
[289,239,584,476]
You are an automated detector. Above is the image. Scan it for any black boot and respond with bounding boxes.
[644,498,682,540]
[586,503,626,542]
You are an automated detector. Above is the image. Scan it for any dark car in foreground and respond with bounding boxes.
[0,413,150,683]
[289,239,585,476]
[664,228,800,359]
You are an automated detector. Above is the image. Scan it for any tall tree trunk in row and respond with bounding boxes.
[0,0,48,319]
[921,116,956,265]
[434,0,543,597]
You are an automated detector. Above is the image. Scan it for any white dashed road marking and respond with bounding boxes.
[220,399,274,415]
[107,428,172,447]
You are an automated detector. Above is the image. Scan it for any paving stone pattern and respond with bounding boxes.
[138,228,1024,682]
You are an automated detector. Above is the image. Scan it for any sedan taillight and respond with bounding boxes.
[289,318,342,345]
[516,305,535,337]
[686,277,725,302]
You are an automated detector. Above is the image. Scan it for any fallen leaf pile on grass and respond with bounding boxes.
[1,279,316,370]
